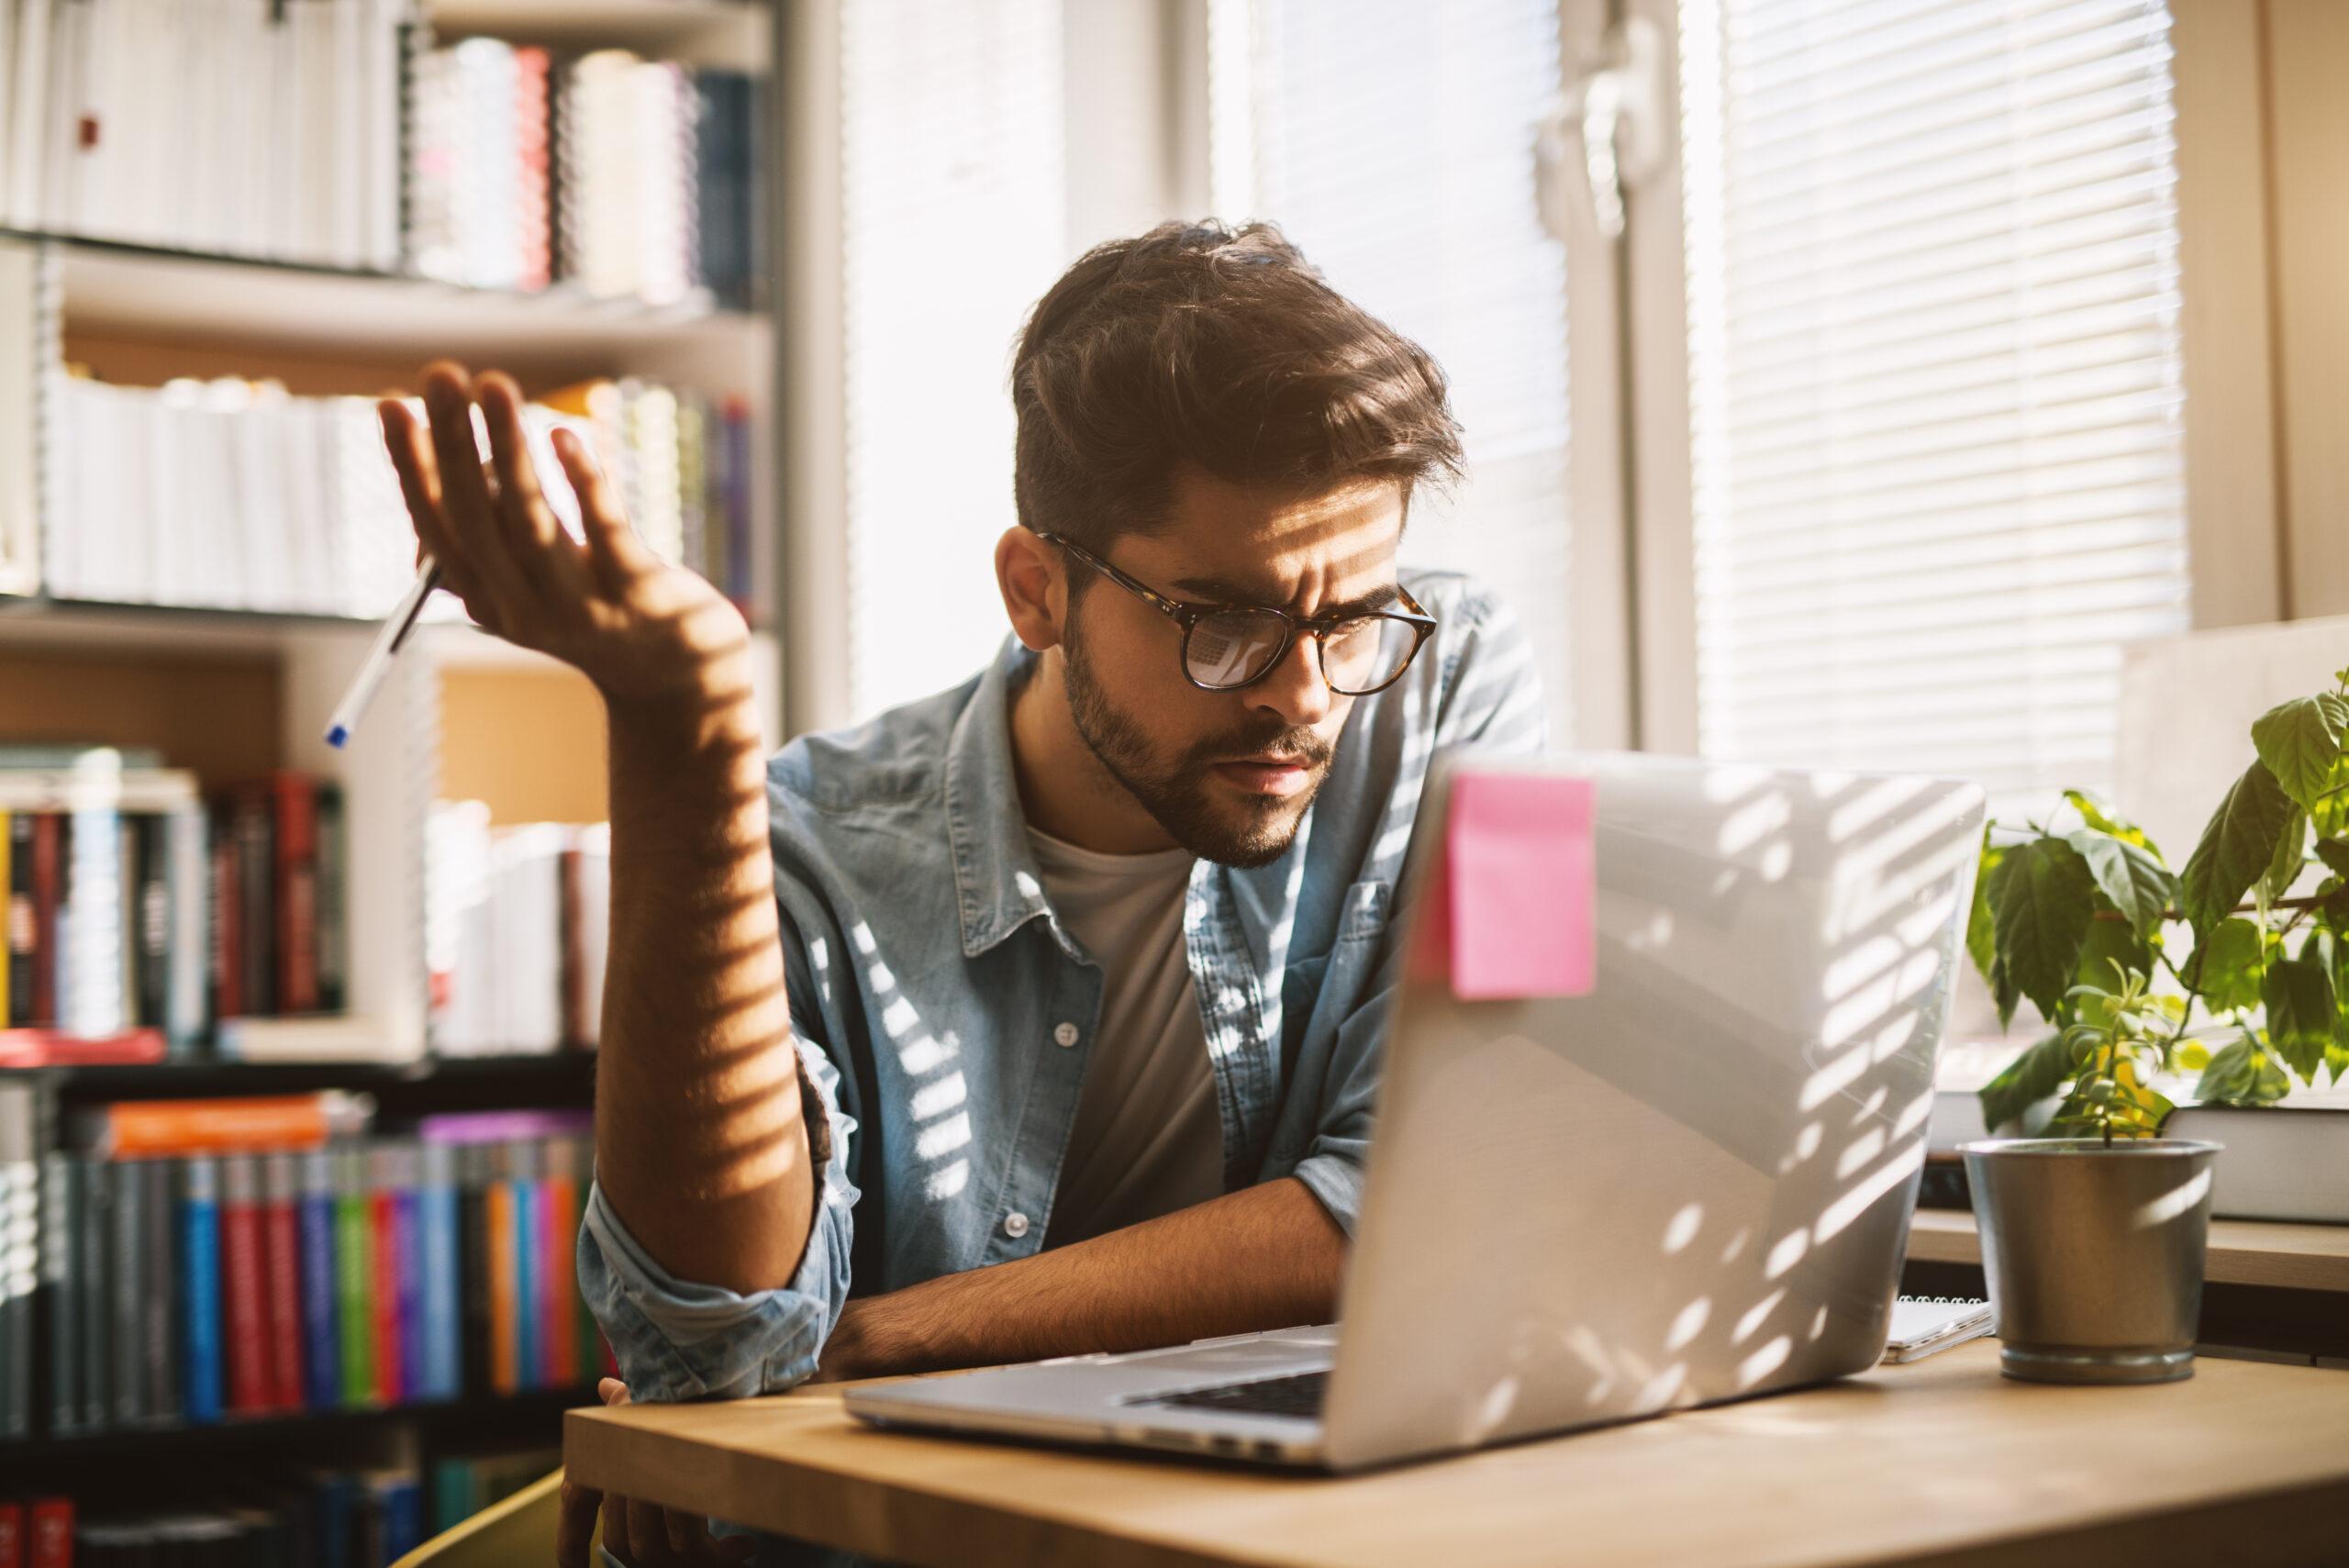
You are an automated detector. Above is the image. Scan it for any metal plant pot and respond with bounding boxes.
[1959,1138,2223,1385]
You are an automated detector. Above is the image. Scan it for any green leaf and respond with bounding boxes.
[2179,761,2297,932]
[2266,806,2309,901]
[1966,832,2002,992]
[2195,1037,2291,1105]
[1979,1031,2076,1133]
[2251,693,2349,811]
[2183,917,2265,1014]
[1987,837,2099,1023]
[2319,839,2349,881]
[2065,789,2157,857]
[2065,829,2176,938]
[2264,947,2334,1080]
[2075,916,2151,1003]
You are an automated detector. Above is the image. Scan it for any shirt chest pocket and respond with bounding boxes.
[1278,879,1392,1040]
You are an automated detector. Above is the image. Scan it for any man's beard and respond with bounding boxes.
[1062,614,1334,869]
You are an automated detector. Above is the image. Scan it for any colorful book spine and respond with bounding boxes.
[180,1155,224,1425]
[298,1149,341,1409]
[141,1156,179,1424]
[39,1151,78,1434]
[334,1149,375,1407]
[268,773,321,1014]
[369,1147,405,1404]
[540,1139,579,1388]
[316,782,348,1013]
[262,1151,307,1411]
[29,1499,72,1568]
[393,1145,424,1404]
[77,1157,109,1429]
[222,1153,271,1414]
[417,1140,462,1401]
[28,814,60,1026]
[3,814,28,1027]
[165,802,208,1053]
[458,1143,493,1396]
[110,1152,144,1428]
[485,1162,518,1396]
[510,1145,540,1391]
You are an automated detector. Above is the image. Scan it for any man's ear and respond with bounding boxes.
[995,528,1063,652]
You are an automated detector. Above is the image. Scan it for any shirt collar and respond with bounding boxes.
[944,639,1062,958]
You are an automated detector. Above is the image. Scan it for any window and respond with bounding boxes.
[839,0,1066,718]
[1211,0,1576,740]
[1675,0,2190,802]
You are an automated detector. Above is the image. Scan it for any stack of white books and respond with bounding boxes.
[426,805,609,1056]
[0,0,406,269]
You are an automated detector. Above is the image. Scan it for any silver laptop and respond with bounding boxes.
[845,751,1987,1472]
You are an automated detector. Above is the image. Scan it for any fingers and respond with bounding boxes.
[476,370,567,561]
[553,427,654,591]
[600,1376,632,1406]
[417,361,539,619]
[556,1478,602,1568]
[624,1496,687,1568]
[377,400,466,592]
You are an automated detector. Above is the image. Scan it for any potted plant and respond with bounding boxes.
[1962,674,2349,1383]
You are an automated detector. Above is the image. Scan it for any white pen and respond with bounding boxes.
[323,562,443,748]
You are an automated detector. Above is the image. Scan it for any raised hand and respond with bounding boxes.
[377,361,752,712]
[556,1379,758,1567]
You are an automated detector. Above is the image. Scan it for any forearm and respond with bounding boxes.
[827,1177,1344,1379]
[594,668,812,1296]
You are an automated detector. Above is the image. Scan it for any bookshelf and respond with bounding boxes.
[0,0,785,1548]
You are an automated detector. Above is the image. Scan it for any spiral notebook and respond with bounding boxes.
[1882,1295,1994,1363]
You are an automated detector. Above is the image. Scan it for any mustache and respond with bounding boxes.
[1187,721,1335,771]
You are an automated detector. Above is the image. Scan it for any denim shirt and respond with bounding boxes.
[577,569,1541,1554]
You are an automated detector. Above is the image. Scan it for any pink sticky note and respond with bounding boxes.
[1415,772,1597,1001]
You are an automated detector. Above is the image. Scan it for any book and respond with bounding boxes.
[1882,1296,1994,1364]
[76,1091,373,1157]
[220,1153,270,1414]
[0,1083,32,1438]
[296,1148,340,1410]
[0,1027,165,1066]
[333,1147,373,1407]
[108,1151,141,1428]
[139,1154,177,1425]
[76,1153,107,1429]
[28,1499,70,1568]
[39,1151,79,1435]
[262,1151,306,1411]
[180,1154,223,1425]
[4,812,29,1026]
[417,1140,462,1402]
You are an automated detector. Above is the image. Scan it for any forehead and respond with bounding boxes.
[1113,467,1406,606]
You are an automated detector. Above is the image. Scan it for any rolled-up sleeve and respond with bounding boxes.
[576,1029,861,1402]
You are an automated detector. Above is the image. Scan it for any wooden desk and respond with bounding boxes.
[1907,1208,2349,1294]
[565,1341,2349,1567]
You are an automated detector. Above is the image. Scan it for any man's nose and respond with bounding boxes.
[1250,630,1334,730]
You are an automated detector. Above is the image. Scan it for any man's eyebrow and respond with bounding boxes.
[1166,576,1404,618]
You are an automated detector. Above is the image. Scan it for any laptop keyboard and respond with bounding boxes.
[1137,1370,1329,1420]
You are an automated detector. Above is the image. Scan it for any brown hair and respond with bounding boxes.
[1010,220,1463,550]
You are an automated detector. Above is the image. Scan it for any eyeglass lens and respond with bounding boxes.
[1184,611,1415,694]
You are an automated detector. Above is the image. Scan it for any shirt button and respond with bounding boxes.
[1004,1212,1030,1239]
[1052,1022,1079,1048]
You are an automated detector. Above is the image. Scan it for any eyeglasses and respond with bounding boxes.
[1037,533,1438,696]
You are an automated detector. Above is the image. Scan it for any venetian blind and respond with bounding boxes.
[1212,0,1575,740]
[841,0,1066,719]
[1679,0,2190,801]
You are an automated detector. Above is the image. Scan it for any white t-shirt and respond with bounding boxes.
[1027,827,1224,1246]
